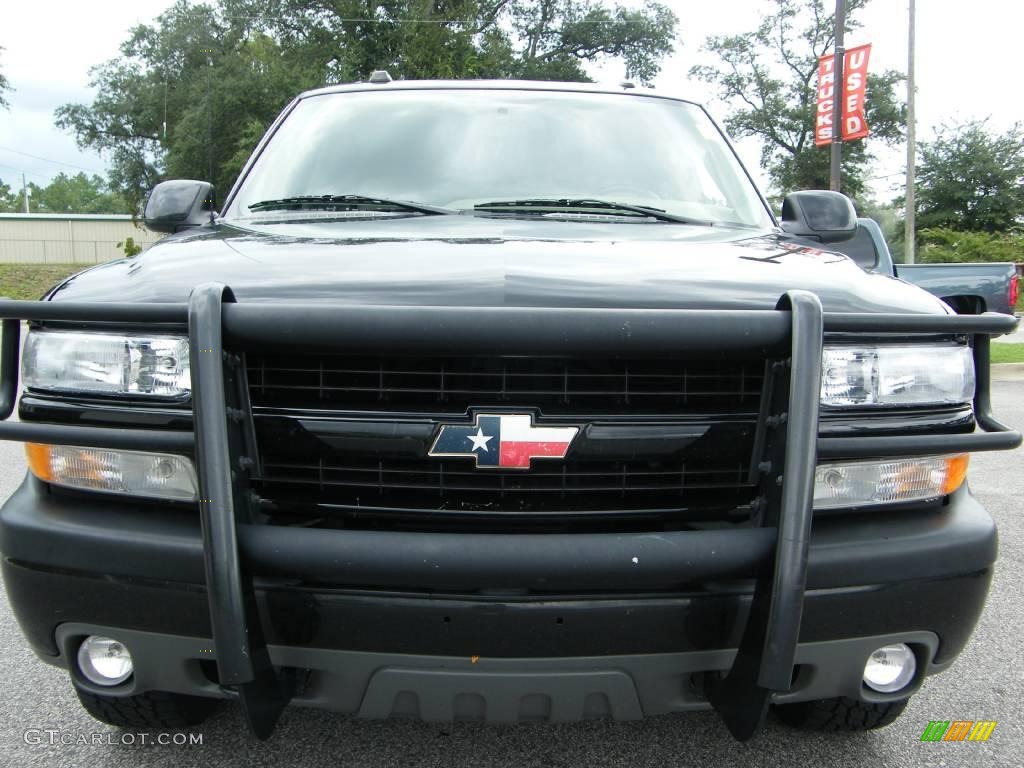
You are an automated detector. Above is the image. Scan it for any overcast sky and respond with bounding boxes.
[1,0,1020,200]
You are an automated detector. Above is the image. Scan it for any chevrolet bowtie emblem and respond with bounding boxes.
[428,413,579,469]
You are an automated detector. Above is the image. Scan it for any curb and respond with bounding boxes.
[992,362,1024,380]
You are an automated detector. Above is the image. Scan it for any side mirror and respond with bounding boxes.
[780,190,857,244]
[143,180,215,234]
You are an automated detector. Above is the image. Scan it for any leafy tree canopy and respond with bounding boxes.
[56,0,678,211]
[0,173,130,214]
[690,0,905,201]
[0,179,16,211]
[916,120,1024,234]
[917,227,1024,264]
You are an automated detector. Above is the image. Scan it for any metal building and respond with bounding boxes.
[0,213,161,264]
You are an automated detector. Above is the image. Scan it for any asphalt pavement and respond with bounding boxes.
[997,320,1024,344]
[0,374,1021,768]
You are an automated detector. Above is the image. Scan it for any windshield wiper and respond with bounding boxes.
[473,198,714,226]
[247,194,455,216]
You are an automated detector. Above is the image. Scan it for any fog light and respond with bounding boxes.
[863,643,916,693]
[77,636,133,687]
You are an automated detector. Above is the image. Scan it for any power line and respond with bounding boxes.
[864,171,905,183]
[0,162,49,183]
[0,145,105,175]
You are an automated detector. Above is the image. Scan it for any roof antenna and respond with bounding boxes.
[369,70,393,84]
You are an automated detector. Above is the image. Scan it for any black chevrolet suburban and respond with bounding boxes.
[0,80,1019,741]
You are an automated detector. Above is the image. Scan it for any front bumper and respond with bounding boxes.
[0,291,1018,740]
[0,476,997,717]
[43,625,948,722]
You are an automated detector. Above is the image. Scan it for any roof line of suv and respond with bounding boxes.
[298,78,702,107]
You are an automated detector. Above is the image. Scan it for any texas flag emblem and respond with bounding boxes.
[428,414,579,469]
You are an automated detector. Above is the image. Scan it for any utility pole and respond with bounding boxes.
[904,0,917,264]
[829,0,847,192]
[21,173,29,214]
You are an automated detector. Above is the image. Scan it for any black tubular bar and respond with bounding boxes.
[0,319,21,420]
[0,422,194,452]
[973,333,1016,434]
[0,294,1019,744]
[823,311,1017,335]
[240,525,779,590]
[0,298,1014,339]
[818,431,1019,459]
[188,284,288,739]
[189,285,252,685]
[761,292,823,689]
[705,290,823,739]
[0,300,188,324]
[221,304,794,356]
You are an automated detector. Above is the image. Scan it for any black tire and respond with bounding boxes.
[75,687,218,729]
[774,696,909,732]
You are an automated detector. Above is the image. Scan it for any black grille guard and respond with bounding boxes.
[0,288,1018,741]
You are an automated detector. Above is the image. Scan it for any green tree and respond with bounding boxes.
[36,172,131,214]
[0,174,130,213]
[2,180,38,212]
[916,120,1024,234]
[690,0,905,200]
[917,228,1024,263]
[228,0,676,83]
[0,179,43,213]
[56,2,318,214]
[0,178,18,211]
[0,45,11,109]
[56,0,678,211]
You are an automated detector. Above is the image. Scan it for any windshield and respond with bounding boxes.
[226,88,773,229]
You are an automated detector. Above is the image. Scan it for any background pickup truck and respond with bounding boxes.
[826,218,1019,316]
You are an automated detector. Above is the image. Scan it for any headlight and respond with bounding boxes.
[25,444,198,501]
[22,330,190,398]
[821,344,974,407]
[814,454,968,509]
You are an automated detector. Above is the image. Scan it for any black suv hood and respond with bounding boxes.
[49,215,949,314]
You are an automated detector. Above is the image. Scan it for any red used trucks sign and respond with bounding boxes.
[815,43,872,147]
